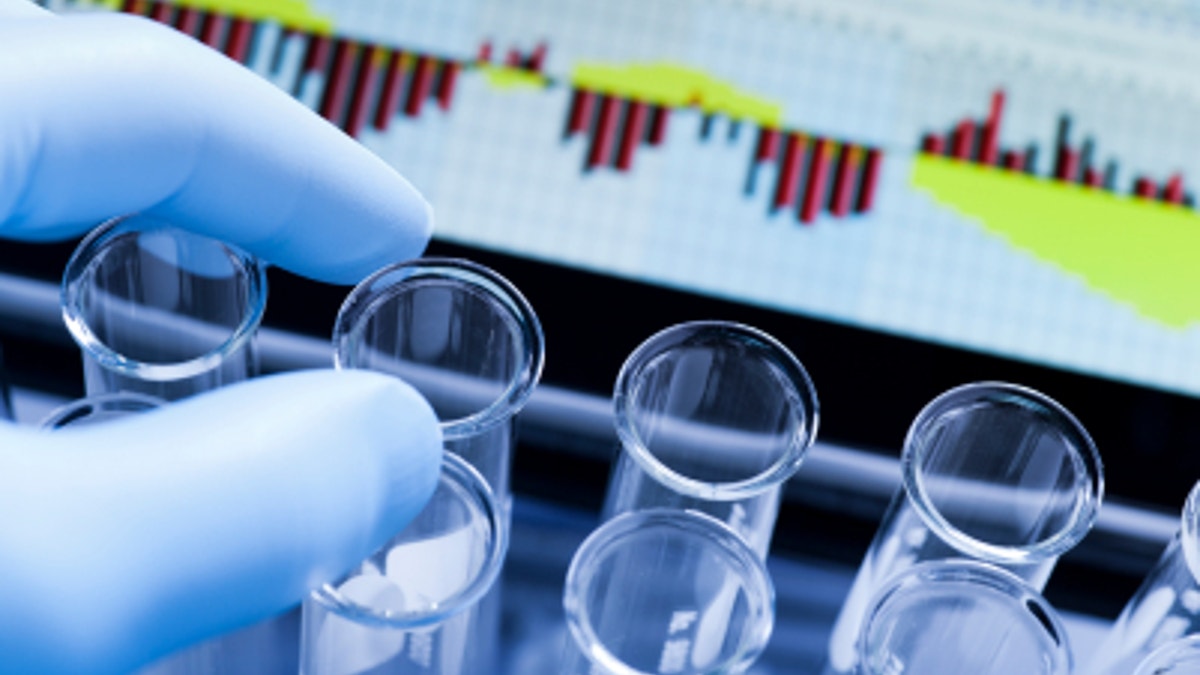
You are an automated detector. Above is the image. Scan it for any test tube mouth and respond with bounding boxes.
[61,215,268,383]
[613,321,819,501]
[563,509,776,675]
[39,392,166,429]
[333,258,545,441]
[858,559,1072,675]
[309,451,508,628]
[902,382,1104,565]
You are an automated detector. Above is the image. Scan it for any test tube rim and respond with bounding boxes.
[1132,633,1200,675]
[857,559,1073,675]
[333,257,545,441]
[61,215,268,383]
[562,508,776,675]
[39,391,167,429]
[308,451,509,629]
[901,381,1104,565]
[612,320,819,501]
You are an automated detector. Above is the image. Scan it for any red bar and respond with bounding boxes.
[800,138,831,223]
[1135,177,1156,199]
[772,133,804,210]
[436,61,459,111]
[1164,174,1185,203]
[1001,150,1024,171]
[647,106,668,145]
[921,133,945,155]
[319,40,356,123]
[200,13,227,49]
[528,43,548,72]
[567,89,595,135]
[303,34,332,72]
[855,148,882,213]
[223,18,254,62]
[616,100,648,171]
[1056,148,1079,182]
[754,128,780,162]
[586,95,621,169]
[121,0,142,13]
[829,145,858,217]
[149,2,173,23]
[372,51,405,130]
[505,49,522,68]
[1084,168,1102,188]
[404,55,435,117]
[981,90,1005,165]
[952,120,974,160]
[174,7,201,35]
[344,45,380,138]
[477,41,492,63]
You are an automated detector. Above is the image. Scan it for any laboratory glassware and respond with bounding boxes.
[1089,481,1200,674]
[856,559,1072,675]
[333,257,543,669]
[826,381,1103,674]
[1132,635,1200,675]
[560,508,775,675]
[62,215,268,402]
[602,321,818,558]
[39,392,165,429]
[300,451,507,675]
[333,257,544,515]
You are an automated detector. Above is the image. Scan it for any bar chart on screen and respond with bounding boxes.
[53,0,1200,395]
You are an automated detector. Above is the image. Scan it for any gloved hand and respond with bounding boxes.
[0,2,443,673]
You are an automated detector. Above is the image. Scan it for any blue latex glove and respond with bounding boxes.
[0,2,443,673]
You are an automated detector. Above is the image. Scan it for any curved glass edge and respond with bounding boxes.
[309,451,509,629]
[1178,481,1200,584]
[612,320,820,502]
[562,508,776,675]
[39,391,167,430]
[332,257,546,441]
[859,559,1072,675]
[901,381,1104,565]
[60,215,269,382]
[1133,634,1200,675]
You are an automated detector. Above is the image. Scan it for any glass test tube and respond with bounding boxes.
[1132,635,1200,675]
[560,509,775,675]
[602,321,818,558]
[62,215,268,402]
[826,382,1103,674]
[333,257,544,516]
[1089,481,1200,674]
[856,560,1072,675]
[300,452,507,675]
[332,257,544,670]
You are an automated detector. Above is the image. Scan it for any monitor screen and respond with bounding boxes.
[225,0,1200,399]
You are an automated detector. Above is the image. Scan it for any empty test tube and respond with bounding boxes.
[603,321,818,558]
[560,509,775,675]
[826,382,1102,674]
[856,560,1072,675]
[300,452,506,675]
[61,215,268,401]
[333,257,544,516]
[1089,481,1200,674]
